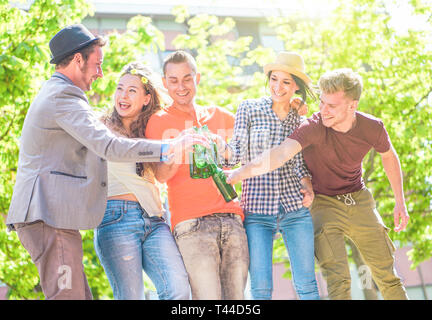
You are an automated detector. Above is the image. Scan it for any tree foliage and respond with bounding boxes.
[0,0,431,299]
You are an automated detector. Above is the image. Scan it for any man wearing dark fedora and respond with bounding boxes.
[6,24,207,300]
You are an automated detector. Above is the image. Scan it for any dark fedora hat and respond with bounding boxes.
[49,24,100,64]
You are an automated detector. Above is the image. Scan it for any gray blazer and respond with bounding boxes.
[7,72,163,230]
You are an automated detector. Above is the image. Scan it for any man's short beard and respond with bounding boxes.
[79,60,90,90]
[80,59,88,74]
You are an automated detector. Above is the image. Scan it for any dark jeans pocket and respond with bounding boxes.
[314,228,334,265]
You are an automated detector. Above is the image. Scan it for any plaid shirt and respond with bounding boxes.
[225,96,311,215]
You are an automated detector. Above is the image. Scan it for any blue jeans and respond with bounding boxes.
[244,206,320,300]
[94,200,190,300]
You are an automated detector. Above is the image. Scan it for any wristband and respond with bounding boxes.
[160,143,170,162]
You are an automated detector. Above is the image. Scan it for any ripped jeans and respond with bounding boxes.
[94,200,190,300]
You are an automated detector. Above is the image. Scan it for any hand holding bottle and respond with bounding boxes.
[225,167,246,185]
[189,125,237,202]
[165,133,211,164]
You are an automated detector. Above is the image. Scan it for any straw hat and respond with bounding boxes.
[263,51,311,86]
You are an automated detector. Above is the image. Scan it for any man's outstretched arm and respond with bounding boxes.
[379,145,410,232]
[226,138,303,184]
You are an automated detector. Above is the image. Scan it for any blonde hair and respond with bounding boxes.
[318,68,363,100]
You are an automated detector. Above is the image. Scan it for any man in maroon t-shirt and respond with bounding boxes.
[227,68,409,300]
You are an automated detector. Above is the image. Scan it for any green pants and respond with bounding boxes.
[311,188,408,300]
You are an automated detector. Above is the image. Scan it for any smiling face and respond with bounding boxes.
[319,90,358,132]
[163,61,200,109]
[114,73,151,127]
[268,70,299,106]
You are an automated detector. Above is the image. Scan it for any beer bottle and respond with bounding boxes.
[190,126,206,178]
[193,126,208,169]
[207,153,238,203]
[189,126,236,202]
[190,152,213,179]
[190,125,214,179]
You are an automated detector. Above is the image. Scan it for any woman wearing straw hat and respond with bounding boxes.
[222,51,320,299]
[94,62,191,300]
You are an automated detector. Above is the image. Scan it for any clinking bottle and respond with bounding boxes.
[189,125,213,179]
[189,125,237,202]
[207,152,238,203]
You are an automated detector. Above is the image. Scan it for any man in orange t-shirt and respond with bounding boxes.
[145,50,248,300]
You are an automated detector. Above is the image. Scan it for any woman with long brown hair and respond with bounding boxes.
[94,62,190,300]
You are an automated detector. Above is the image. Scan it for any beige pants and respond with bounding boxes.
[16,221,92,300]
[173,213,249,300]
[311,188,408,300]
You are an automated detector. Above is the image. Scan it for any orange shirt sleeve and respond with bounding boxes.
[145,113,164,140]
[223,108,235,132]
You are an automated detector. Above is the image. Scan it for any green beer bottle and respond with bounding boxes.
[190,125,215,179]
[207,152,238,203]
[189,125,236,202]
[193,126,208,169]
[190,152,213,179]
